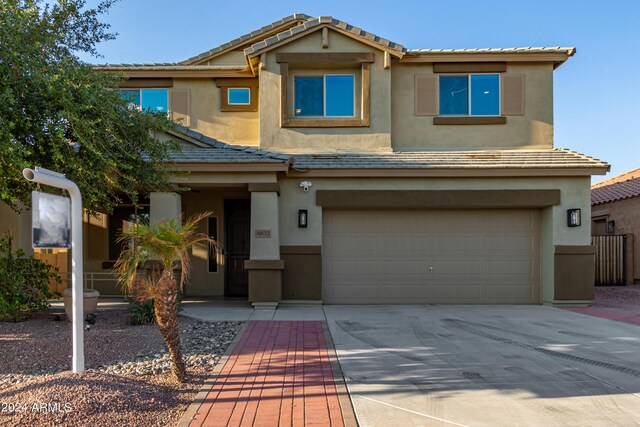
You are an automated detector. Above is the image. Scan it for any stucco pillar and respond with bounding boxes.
[17,203,34,256]
[245,184,283,309]
[150,192,182,224]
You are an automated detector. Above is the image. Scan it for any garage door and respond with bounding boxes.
[323,209,540,304]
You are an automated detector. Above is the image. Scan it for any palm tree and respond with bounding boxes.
[114,212,215,383]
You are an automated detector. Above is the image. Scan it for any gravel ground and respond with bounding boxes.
[594,285,640,312]
[0,309,242,426]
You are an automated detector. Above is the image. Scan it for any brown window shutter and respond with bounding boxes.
[169,88,191,127]
[414,75,437,116]
[501,74,525,116]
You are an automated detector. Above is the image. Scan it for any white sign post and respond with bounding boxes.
[23,167,84,373]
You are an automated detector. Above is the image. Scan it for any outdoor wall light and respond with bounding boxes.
[567,208,581,227]
[298,209,308,228]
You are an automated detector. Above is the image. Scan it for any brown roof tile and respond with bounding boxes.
[591,174,640,205]
[243,16,406,58]
[181,14,312,65]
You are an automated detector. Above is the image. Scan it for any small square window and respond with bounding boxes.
[228,88,251,105]
[294,75,355,118]
[439,74,500,116]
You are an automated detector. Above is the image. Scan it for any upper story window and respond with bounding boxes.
[276,52,373,128]
[120,89,168,113]
[294,75,355,118]
[216,79,259,112]
[439,74,500,116]
[228,88,251,105]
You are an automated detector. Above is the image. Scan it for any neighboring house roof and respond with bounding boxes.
[243,15,406,59]
[166,125,290,164]
[181,14,313,65]
[591,171,640,205]
[592,167,640,188]
[290,149,608,170]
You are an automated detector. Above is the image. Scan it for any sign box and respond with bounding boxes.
[32,191,71,249]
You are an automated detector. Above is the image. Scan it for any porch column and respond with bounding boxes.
[150,192,182,224]
[245,183,283,309]
[17,202,34,256]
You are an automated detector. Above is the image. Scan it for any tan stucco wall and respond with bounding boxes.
[391,63,554,150]
[207,51,246,66]
[592,196,640,283]
[258,30,392,153]
[0,202,22,250]
[172,79,259,146]
[277,175,591,303]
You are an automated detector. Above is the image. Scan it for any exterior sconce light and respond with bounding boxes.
[567,208,581,227]
[298,209,308,228]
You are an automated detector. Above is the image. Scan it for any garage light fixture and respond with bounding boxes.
[567,208,581,227]
[298,209,308,228]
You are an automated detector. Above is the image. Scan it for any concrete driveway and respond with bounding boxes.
[324,305,640,427]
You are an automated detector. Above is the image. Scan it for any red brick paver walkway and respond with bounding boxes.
[189,321,347,427]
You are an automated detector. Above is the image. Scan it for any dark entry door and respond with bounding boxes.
[224,199,250,297]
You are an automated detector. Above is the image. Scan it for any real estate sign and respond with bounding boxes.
[32,191,71,249]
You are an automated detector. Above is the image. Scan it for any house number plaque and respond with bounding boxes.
[255,229,272,238]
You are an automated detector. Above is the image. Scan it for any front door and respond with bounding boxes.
[224,199,250,297]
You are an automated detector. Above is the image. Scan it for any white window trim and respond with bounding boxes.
[439,73,501,117]
[293,74,356,118]
[227,88,251,106]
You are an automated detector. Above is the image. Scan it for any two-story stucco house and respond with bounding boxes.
[1,14,610,307]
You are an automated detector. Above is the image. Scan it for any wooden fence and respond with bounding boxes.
[592,235,627,286]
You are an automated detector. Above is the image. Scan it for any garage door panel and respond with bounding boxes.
[485,284,533,300]
[323,209,540,304]
[430,236,485,252]
[427,260,484,276]
[487,260,532,275]
[331,284,378,300]
[485,235,533,253]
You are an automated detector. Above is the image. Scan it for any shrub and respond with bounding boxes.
[128,298,155,325]
[0,234,59,322]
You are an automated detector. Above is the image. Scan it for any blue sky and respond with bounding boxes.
[80,0,640,183]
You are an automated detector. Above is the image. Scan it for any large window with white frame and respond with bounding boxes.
[439,74,500,116]
[294,74,355,118]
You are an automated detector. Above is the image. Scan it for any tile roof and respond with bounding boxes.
[289,149,608,170]
[181,14,313,65]
[166,125,290,164]
[243,16,406,58]
[94,64,245,71]
[591,174,640,205]
[592,167,640,188]
[407,47,576,55]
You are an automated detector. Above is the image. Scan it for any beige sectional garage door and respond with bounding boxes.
[323,209,540,304]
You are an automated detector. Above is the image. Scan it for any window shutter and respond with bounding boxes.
[169,88,191,127]
[501,74,525,116]
[414,75,437,116]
